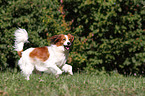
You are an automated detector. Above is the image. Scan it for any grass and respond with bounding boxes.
[0,71,144,96]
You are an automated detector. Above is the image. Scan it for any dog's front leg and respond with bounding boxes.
[62,64,73,75]
[50,65,63,78]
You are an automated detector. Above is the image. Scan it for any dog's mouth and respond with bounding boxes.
[64,45,71,50]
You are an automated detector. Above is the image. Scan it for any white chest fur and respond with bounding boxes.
[46,45,69,67]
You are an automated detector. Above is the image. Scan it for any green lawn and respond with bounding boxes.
[0,72,144,96]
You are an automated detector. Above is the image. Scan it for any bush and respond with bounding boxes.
[0,0,61,70]
[63,0,145,75]
[0,0,145,76]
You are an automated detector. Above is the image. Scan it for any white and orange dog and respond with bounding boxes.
[14,28,74,80]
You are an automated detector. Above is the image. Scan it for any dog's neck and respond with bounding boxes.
[50,45,69,67]
[50,44,69,54]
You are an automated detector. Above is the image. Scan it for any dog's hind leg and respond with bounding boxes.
[18,58,34,80]
[23,64,34,80]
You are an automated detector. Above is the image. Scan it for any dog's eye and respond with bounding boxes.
[63,39,66,41]
[69,39,71,41]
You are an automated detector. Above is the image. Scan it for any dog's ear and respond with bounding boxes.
[68,34,74,43]
[49,34,62,44]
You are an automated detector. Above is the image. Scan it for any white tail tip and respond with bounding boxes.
[14,28,29,51]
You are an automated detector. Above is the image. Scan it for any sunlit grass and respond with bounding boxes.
[0,71,144,96]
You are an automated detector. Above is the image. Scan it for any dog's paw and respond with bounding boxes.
[69,72,73,75]
[25,76,30,80]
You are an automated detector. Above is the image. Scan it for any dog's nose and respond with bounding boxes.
[67,42,71,45]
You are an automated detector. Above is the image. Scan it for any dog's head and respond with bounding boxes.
[49,34,74,50]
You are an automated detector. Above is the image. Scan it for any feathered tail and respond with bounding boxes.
[14,28,29,57]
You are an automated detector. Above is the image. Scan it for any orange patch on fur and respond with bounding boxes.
[67,34,74,42]
[29,47,50,61]
[49,34,66,46]
[17,50,23,57]
[55,34,66,46]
